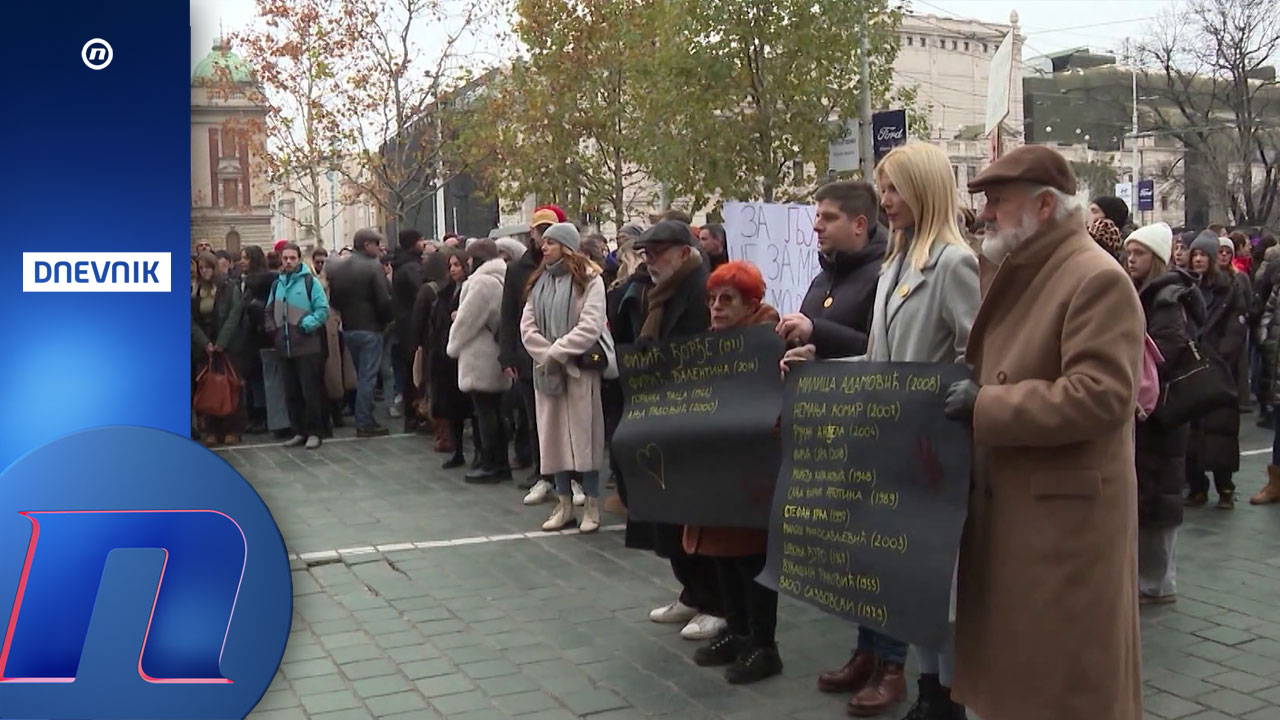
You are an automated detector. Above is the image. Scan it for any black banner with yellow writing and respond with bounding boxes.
[612,325,786,529]
[758,361,971,648]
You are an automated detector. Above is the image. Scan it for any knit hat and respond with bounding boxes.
[1091,195,1130,229]
[273,239,289,253]
[1219,236,1236,251]
[618,223,645,242]
[542,222,581,252]
[1088,218,1123,255]
[1124,222,1173,264]
[1189,230,1221,259]
[398,228,424,250]
[531,204,567,228]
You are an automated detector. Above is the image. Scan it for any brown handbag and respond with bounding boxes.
[193,350,243,418]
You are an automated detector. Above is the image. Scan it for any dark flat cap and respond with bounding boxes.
[968,145,1078,196]
[636,219,695,248]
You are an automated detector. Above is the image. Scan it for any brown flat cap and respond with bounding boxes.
[967,145,1078,195]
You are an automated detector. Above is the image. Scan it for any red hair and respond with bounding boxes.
[707,260,766,304]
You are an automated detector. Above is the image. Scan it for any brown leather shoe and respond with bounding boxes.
[846,661,906,717]
[818,650,876,693]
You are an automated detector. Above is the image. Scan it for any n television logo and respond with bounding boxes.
[0,427,291,719]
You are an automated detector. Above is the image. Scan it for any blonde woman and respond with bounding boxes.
[783,142,979,718]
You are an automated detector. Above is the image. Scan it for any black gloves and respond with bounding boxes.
[944,380,980,421]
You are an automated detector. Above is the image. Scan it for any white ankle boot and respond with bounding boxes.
[580,497,600,533]
[542,497,575,531]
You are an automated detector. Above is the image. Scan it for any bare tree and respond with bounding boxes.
[333,0,490,233]
[1138,0,1280,226]
[222,0,361,247]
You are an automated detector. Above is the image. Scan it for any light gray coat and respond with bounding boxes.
[856,240,980,364]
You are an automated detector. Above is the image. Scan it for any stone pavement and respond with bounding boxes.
[216,414,1280,720]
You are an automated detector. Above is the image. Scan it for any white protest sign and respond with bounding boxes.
[724,201,821,316]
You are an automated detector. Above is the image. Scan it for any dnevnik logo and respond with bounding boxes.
[0,427,291,719]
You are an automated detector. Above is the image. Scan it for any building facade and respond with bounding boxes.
[892,13,1023,143]
[190,41,273,253]
[272,160,381,252]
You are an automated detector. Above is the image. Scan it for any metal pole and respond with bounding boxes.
[1131,66,1140,186]
[860,27,874,179]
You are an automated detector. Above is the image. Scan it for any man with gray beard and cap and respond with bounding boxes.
[941,145,1144,720]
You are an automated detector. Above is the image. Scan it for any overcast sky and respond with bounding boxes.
[191,0,1176,78]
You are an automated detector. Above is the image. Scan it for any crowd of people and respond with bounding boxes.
[189,139,1280,720]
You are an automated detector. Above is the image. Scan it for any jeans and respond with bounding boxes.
[554,470,598,497]
[913,634,955,687]
[472,392,509,471]
[856,627,908,665]
[343,330,383,429]
[716,554,777,647]
[382,334,401,408]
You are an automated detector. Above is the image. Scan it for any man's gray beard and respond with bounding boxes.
[981,210,1040,263]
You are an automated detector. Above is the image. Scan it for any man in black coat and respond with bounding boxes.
[326,228,394,437]
[777,181,889,359]
[614,219,725,641]
[390,229,427,431]
[501,205,562,493]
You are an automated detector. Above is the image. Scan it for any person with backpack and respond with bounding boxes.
[264,242,330,450]
[1124,223,1204,604]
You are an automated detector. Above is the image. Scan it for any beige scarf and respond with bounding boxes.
[639,253,702,341]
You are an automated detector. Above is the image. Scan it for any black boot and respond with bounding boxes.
[943,685,967,720]
[725,642,783,684]
[443,420,466,469]
[899,674,943,720]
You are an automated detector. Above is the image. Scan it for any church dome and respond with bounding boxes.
[192,41,255,87]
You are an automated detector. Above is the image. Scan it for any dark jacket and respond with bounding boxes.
[620,258,710,557]
[1136,269,1202,529]
[326,252,393,333]
[192,278,244,365]
[239,270,277,351]
[1258,282,1280,406]
[428,280,471,420]
[499,245,542,378]
[1190,270,1248,473]
[1252,259,1280,325]
[389,248,426,351]
[798,224,890,358]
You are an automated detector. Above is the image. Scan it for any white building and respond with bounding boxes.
[893,13,1023,144]
[272,160,381,252]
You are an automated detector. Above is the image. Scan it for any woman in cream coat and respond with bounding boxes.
[784,142,979,719]
[520,223,609,533]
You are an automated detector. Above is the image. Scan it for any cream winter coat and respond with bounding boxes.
[447,258,511,394]
[520,271,607,475]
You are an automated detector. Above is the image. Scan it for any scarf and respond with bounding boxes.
[639,252,702,341]
[530,261,576,395]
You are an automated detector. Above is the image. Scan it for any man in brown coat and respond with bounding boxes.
[942,145,1144,720]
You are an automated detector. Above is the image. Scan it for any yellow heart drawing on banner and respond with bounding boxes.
[637,443,666,490]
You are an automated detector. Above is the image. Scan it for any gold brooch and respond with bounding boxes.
[898,284,910,298]
[822,296,833,308]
